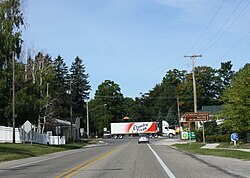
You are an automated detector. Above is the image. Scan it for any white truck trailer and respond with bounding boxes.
[110,120,175,139]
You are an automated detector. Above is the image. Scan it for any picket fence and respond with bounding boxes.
[0,126,65,145]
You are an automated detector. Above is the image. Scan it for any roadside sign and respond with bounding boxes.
[80,128,84,136]
[21,120,33,133]
[185,112,209,121]
[181,132,188,140]
[231,133,239,145]
[231,133,239,141]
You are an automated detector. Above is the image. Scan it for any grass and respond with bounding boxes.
[217,142,250,149]
[0,142,86,162]
[173,143,250,160]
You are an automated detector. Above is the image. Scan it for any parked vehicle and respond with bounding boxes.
[110,120,175,139]
[138,134,149,144]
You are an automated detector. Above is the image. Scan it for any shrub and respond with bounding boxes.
[195,130,203,142]
[205,134,231,143]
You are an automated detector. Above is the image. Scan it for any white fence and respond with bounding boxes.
[0,126,21,143]
[0,126,65,145]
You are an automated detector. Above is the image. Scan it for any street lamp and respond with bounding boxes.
[86,101,106,138]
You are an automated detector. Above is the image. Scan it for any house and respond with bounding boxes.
[39,117,81,142]
[201,105,224,125]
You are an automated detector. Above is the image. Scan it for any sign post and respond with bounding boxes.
[189,121,191,145]
[185,112,209,144]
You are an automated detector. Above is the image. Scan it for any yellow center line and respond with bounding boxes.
[56,140,131,178]
[65,148,118,178]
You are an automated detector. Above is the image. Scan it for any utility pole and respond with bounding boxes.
[38,60,43,134]
[184,54,202,113]
[70,80,73,142]
[86,100,89,138]
[184,54,202,129]
[12,3,16,144]
[65,78,73,142]
[177,97,181,121]
[177,97,181,138]
[12,48,15,143]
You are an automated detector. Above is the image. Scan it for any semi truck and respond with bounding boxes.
[110,121,175,139]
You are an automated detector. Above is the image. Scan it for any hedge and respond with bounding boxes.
[195,131,231,143]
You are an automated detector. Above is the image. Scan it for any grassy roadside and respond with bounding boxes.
[217,142,250,149]
[0,139,98,162]
[173,143,250,160]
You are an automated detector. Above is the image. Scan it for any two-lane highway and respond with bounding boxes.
[0,138,236,178]
[63,139,169,178]
[60,138,235,178]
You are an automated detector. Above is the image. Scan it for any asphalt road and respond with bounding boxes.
[0,138,239,178]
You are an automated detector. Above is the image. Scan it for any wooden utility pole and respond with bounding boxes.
[184,54,202,112]
[12,3,16,144]
[86,100,89,138]
[184,54,202,129]
[12,50,15,143]
[177,97,181,120]
[70,80,73,142]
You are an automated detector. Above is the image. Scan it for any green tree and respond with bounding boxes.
[139,64,233,124]
[122,97,137,121]
[142,69,186,122]
[2,52,54,126]
[176,72,194,114]
[52,55,69,118]
[134,94,150,122]
[13,61,38,126]
[195,66,218,108]
[220,63,250,133]
[165,107,179,128]
[217,61,234,100]
[0,0,24,68]
[92,80,124,134]
[159,69,185,115]
[0,0,24,125]
[87,99,108,136]
[32,53,55,124]
[70,56,91,118]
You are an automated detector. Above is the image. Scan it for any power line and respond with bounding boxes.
[117,1,248,97]
[199,0,243,53]
[137,1,225,91]
[218,29,250,62]
[202,0,250,52]
[186,0,225,53]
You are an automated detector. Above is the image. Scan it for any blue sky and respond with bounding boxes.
[22,0,250,98]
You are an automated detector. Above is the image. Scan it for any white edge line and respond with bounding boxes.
[148,144,176,178]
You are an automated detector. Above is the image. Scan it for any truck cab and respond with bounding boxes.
[160,121,176,138]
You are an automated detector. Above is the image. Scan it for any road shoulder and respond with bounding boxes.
[167,139,250,178]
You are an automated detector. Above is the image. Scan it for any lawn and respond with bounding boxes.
[217,142,250,149]
[0,142,86,162]
[173,143,250,160]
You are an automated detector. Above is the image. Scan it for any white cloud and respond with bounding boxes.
[154,0,216,16]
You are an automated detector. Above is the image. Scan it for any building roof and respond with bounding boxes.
[201,105,223,115]
[55,119,76,127]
